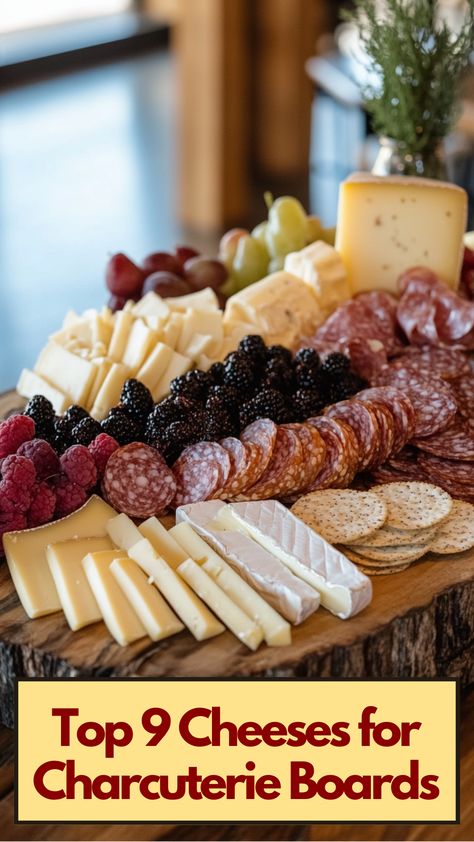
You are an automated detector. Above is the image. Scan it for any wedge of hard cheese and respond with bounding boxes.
[219,500,372,619]
[176,501,320,624]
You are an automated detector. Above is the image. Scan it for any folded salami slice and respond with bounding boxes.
[375,366,457,438]
[236,426,304,501]
[280,423,326,493]
[356,387,415,454]
[305,416,359,488]
[391,347,471,381]
[413,416,474,461]
[219,439,263,498]
[102,443,176,518]
[325,400,381,470]
[417,452,474,486]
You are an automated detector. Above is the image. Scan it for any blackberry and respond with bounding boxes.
[71,417,102,446]
[239,399,259,429]
[24,395,55,430]
[52,417,71,454]
[322,352,351,379]
[326,373,365,403]
[155,420,201,464]
[223,353,255,393]
[262,358,294,393]
[64,404,89,430]
[293,389,326,421]
[170,370,210,401]
[294,348,321,369]
[208,361,225,385]
[207,384,240,410]
[266,345,293,366]
[295,363,324,391]
[101,411,140,445]
[150,395,197,427]
[250,388,288,424]
[238,335,267,364]
[120,379,153,422]
[205,407,235,440]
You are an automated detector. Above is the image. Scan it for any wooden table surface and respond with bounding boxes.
[0,685,472,841]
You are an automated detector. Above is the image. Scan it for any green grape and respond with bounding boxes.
[265,196,308,259]
[220,273,240,298]
[251,221,268,249]
[306,215,324,244]
[268,256,285,273]
[233,234,269,289]
[218,228,248,271]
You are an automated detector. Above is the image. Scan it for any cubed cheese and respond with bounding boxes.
[108,310,134,362]
[166,288,219,312]
[16,369,69,414]
[90,362,129,421]
[136,343,174,392]
[121,319,158,374]
[152,351,191,402]
[177,310,223,357]
[34,342,97,406]
[284,241,350,316]
[132,292,170,321]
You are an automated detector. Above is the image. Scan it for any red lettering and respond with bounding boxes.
[33,760,66,799]
[51,708,79,746]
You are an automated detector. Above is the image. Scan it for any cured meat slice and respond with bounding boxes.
[220,439,264,498]
[219,437,247,495]
[389,347,470,381]
[451,376,474,420]
[346,337,388,382]
[397,267,474,348]
[102,443,176,517]
[363,401,395,465]
[236,426,303,501]
[412,416,474,461]
[325,400,380,470]
[311,291,404,357]
[305,416,359,489]
[417,452,474,487]
[356,387,415,454]
[281,422,326,492]
[240,419,277,472]
[375,367,457,438]
[173,442,231,507]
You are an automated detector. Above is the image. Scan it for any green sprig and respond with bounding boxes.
[342,0,474,155]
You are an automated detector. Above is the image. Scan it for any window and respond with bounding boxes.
[0,0,134,35]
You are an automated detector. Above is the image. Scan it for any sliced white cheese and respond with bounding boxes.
[46,536,113,630]
[107,513,144,551]
[166,288,219,312]
[35,342,96,406]
[4,496,117,619]
[136,342,173,393]
[108,310,134,362]
[90,362,129,421]
[87,358,112,411]
[176,502,320,625]
[178,558,263,651]
[177,310,223,357]
[110,557,184,641]
[82,550,147,646]
[128,538,224,641]
[121,319,158,374]
[16,369,69,414]
[132,292,170,321]
[170,522,291,646]
[183,333,215,361]
[222,500,373,619]
[152,350,191,402]
[161,312,184,349]
[138,517,188,569]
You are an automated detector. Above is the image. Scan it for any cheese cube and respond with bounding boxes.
[152,351,191,402]
[121,320,157,374]
[223,272,323,349]
[161,312,184,349]
[336,173,468,293]
[4,496,117,619]
[86,358,112,410]
[170,522,291,646]
[132,292,170,321]
[90,362,129,421]
[108,310,134,362]
[17,369,69,414]
[46,537,113,630]
[177,310,223,357]
[35,342,96,406]
[111,557,184,641]
[138,517,188,568]
[128,538,224,640]
[136,342,173,392]
[177,558,263,651]
[166,288,219,312]
[82,550,147,646]
[284,241,350,316]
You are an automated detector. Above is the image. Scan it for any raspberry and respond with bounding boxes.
[17,439,60,481]
[0,510,27,554]
[60,445,98,490]
[88,433,119,478]
[28,481,57,527]
[0,454,37,513]
[0,414,35,458]
[53,475,87,517]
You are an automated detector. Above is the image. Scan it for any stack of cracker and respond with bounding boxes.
[291,483,474,576]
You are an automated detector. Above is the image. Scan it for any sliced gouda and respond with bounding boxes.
[111,557,184,641]
[83,550,147,646]
[46,536,113,630]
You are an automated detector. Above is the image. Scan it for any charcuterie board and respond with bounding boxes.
[2,386,474,729]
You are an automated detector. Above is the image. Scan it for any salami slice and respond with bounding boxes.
[313,291,403,357]
[220,439,263,498]
[173,442,231,507]
[389,347,470,381]
[281,422,326,492]
[325,400,381,471]
[356,387,415,454]
[305,416,359,489]
[236,426,303,501]
[451,377,474,420]
[412,416,474,461]
[375,367,457,438]
[417,452,474,487]
[346,337,388,382]
[102,443,176,517]
[397,267,474,348]
[240,419,277,470]
[219,437,247,496]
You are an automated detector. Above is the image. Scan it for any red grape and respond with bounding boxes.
[142,271,192,298]
[108,294,128,312]
[183,257,228,291]
[175,245,200,271]
[142,251,182,276]
[106,253,144,297]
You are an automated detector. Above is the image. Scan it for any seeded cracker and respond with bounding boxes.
[370,482,452,530]
[351,523,439,548]
[345,542,430,563]
[291,489,387,544]
[342,547,412,575]
[429,500,474,555]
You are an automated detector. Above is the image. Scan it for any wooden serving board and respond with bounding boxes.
[1,390,474,728]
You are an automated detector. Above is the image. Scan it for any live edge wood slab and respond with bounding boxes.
[1,390,474,729]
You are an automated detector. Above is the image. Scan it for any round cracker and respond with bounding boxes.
[291,489,387,544]
[370,482,452,530]
[345,542,430,563]
[429,500,474,555]
[351,523,439,549]
[357,563,411,576]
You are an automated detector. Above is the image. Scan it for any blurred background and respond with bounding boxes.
[1,0,474,391]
